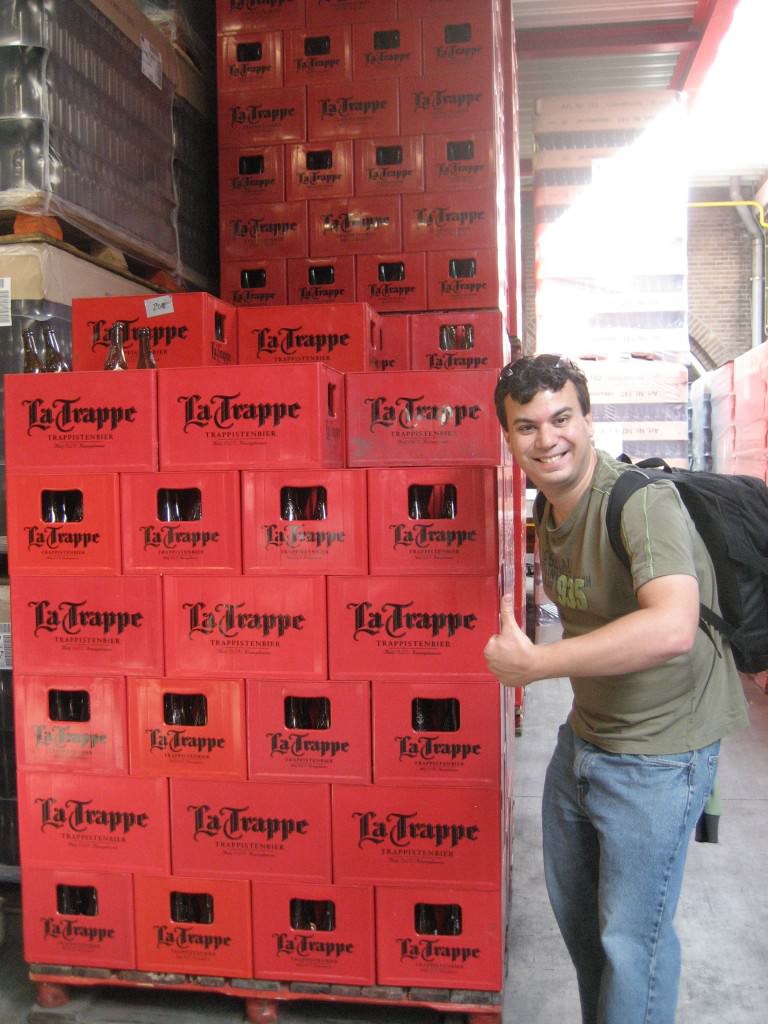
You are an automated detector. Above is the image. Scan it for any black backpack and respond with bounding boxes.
[606,458,768,675]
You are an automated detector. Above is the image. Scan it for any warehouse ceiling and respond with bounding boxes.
[513,0,768,191]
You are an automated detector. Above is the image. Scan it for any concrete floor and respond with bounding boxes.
[1,671,766,1023]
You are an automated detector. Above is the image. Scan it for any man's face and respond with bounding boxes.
[502,381,595,497]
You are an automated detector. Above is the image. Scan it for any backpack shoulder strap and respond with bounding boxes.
[533,490,546,525]
[605,469,655,569]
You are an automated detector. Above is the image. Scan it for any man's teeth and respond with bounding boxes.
[539,453,564,463]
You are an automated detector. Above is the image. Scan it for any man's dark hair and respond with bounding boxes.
[494,355,591,429]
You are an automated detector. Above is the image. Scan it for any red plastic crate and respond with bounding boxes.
[375,883,502,990]
[127,676,247,779]
[17,770,170,873]
[120,471,242,575]
[218,86,307,147]
[327,574,499,681]
[22,866,136,969]
[218,145,286,205]
[247,679,371,782]
[366,466,499,575]
[331,782,501,887]
[371,679,501,787]
[287,256,356,304]
[345,368,502,466]
[11,574,164,676]
[71,293,237,371]
[355,252,427,313]
[241,468,368,575]
[285,25,352,84]
[352,20,422,79]
[307,80,398,140]
[252,881,375,983]
[170,778,332,882]
[220,258,288,307]
[14,674,128,775]
[354,135,424,196]
[286,140,353,200]
[7,473,121,576]
[217,31,283,93]
[163,574,327,680]
[134,874,253,978]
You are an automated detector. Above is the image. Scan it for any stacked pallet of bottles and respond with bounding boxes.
[4,292,514,1014]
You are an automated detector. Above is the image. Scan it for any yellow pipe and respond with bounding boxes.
[688,199,768,230]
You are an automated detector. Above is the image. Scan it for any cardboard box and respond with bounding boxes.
[421,13,495,77]
[134,874,252,978]
[355,252,427,313]
[376,314,410,371]
[22,866,136,969]
[409,309,505,371]
[7,473,121,576]
[71,293,238,371]
[345,369,501,466]
[327,575,499,681]
[218,145,286,205]
[308,195,401,257]
[220,258,288,307]
[11,575,164,676]
[402,189,498,252]
[371,680,501,787]
[217,0,305,33]
[251,881,375,983]
[331,783,501,887]
[286,140,354,200]
[354,136,424,196]
[285,25,352,84]
[120,471,242,575]
[170,778,332,882]
[375,884,502,991]
[4,369,158,473]
[399,73,494,135]
[157,363,345,470]
[14,674,128,774]
[218,30,284,93]
[219,200,309,260]
[237,302,382,372]
[306,0,396,26]
[352,20,422,79]
[426,248,501,310]
[424,130,496,192]
[287,256,356,304]
[307,80,398,140]
[127,676,247,779]
[247,679,371,782]
[17,770,170,873]
[367,466,499,575]
[218,86,307,146]
[242,468,368,574]
[163,574,327,679]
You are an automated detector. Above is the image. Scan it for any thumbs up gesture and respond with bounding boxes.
[483,594,538,687]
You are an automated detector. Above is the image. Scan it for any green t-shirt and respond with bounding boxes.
[537,450,749,754]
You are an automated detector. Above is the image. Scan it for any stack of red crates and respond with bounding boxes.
[5,332,519,991]
[215,0,509,325]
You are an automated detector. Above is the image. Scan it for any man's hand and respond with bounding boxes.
[483,593,538,686]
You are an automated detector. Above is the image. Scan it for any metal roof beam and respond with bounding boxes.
[515,20,697,60]
[669,0,740,91]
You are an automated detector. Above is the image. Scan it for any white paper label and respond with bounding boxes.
[145,295,174,318]
[141,37,163,90]
[0,277,11,327]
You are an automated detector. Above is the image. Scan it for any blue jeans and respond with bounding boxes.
[542,723,720,1024]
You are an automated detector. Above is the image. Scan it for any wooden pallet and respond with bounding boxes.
[30,966,503,1023]
[0,210,187,293]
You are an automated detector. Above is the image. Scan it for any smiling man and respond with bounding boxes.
[484,355,748,1024]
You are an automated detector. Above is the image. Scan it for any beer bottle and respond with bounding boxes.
[285,696,331,730]
[22,327,45,373]
[57,884,98,916]
[408,484,433,520]
[415,901,462,935]
[290,898,335,932]
[281,487,302,521]
[311,486,327,521]
[103,321,128,371]
[157,488,182,522]
[136,326,156,368]
[412,697,460,732]
[171,890,214,924]
[49,689,90,722]
[440,484,458,519]
[41,323,70,372]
